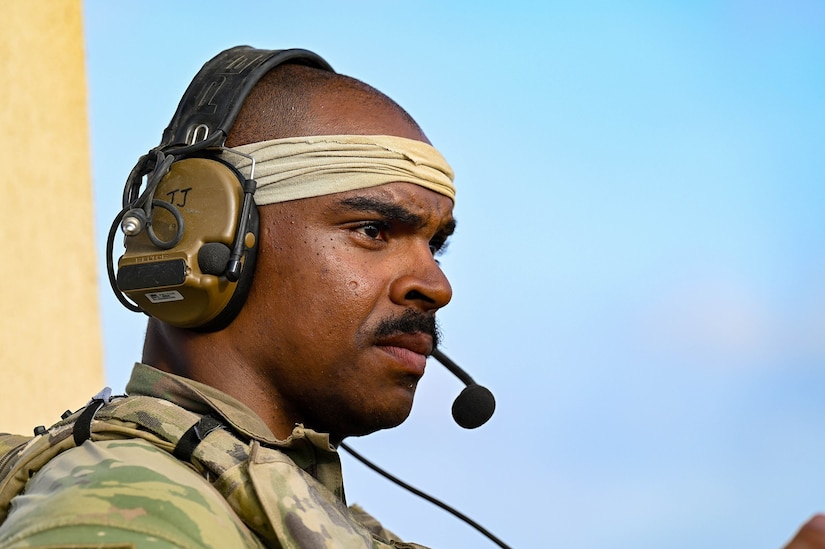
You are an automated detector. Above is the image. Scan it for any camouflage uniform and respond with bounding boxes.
[0,364,428,548]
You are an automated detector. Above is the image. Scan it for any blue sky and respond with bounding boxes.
[84,2,825,547]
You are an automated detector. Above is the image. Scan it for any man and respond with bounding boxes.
[0,47,453,547]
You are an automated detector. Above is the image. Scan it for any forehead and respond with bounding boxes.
[320,182,454,225]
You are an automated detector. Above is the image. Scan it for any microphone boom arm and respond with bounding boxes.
[431,348,476,386]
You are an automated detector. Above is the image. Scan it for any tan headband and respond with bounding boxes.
[222,135,456,206]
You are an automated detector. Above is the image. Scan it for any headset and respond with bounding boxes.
[106,46,334,331]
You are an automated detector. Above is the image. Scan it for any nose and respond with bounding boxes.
[389,247,452,312]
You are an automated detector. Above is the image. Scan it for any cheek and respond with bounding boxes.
[313,239,382,303]
[271,243,380,324]
[341,252,391,300]
[254,214,388,329]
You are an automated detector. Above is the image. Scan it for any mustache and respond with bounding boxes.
[374,309,442,349]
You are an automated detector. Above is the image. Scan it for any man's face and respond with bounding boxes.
[235,181,455,440]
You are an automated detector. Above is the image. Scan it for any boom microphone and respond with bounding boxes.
[339,350,509,547]
[430,348,496,429]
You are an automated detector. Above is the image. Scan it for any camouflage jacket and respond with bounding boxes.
[0,363,428,548]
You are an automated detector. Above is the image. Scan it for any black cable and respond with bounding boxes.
[105,205,142,313]
[107,148,182,311]
[145,198,185,250]
[339,442,512,549]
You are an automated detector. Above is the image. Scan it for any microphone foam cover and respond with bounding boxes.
[452,384,496,429]
[198,242,231,275]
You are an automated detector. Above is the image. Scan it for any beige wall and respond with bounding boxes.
[0,0,103,434]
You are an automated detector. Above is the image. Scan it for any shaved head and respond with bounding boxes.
[225,63,426,147]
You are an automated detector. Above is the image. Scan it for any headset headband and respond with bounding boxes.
[109,45,335,327]
[122,46,335,213]
[160,45,335,149]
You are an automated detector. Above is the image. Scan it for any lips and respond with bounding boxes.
[375,332,433,376]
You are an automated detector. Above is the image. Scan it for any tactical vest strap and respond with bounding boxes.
[72,398,106,446]
[0,394,217,524]
[173,415,225,462]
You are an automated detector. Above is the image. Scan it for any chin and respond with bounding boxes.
[336,402,414,439]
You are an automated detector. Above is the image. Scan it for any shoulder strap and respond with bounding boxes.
[0,395,244,523]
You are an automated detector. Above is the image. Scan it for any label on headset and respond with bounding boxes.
[145,290,184,304]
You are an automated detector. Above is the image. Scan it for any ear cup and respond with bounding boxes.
[116,156,258,330]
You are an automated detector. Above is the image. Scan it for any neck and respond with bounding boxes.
[142,319,300,440]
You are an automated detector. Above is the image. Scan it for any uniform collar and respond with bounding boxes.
[124,363,347,505]
[124,362,335,451]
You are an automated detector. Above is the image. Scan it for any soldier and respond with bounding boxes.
[0,46,455,547]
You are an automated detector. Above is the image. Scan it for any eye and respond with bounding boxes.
[355,221,388,241]
[429,236,450,257]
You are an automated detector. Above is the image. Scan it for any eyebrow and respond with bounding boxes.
[338,196,457,236]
